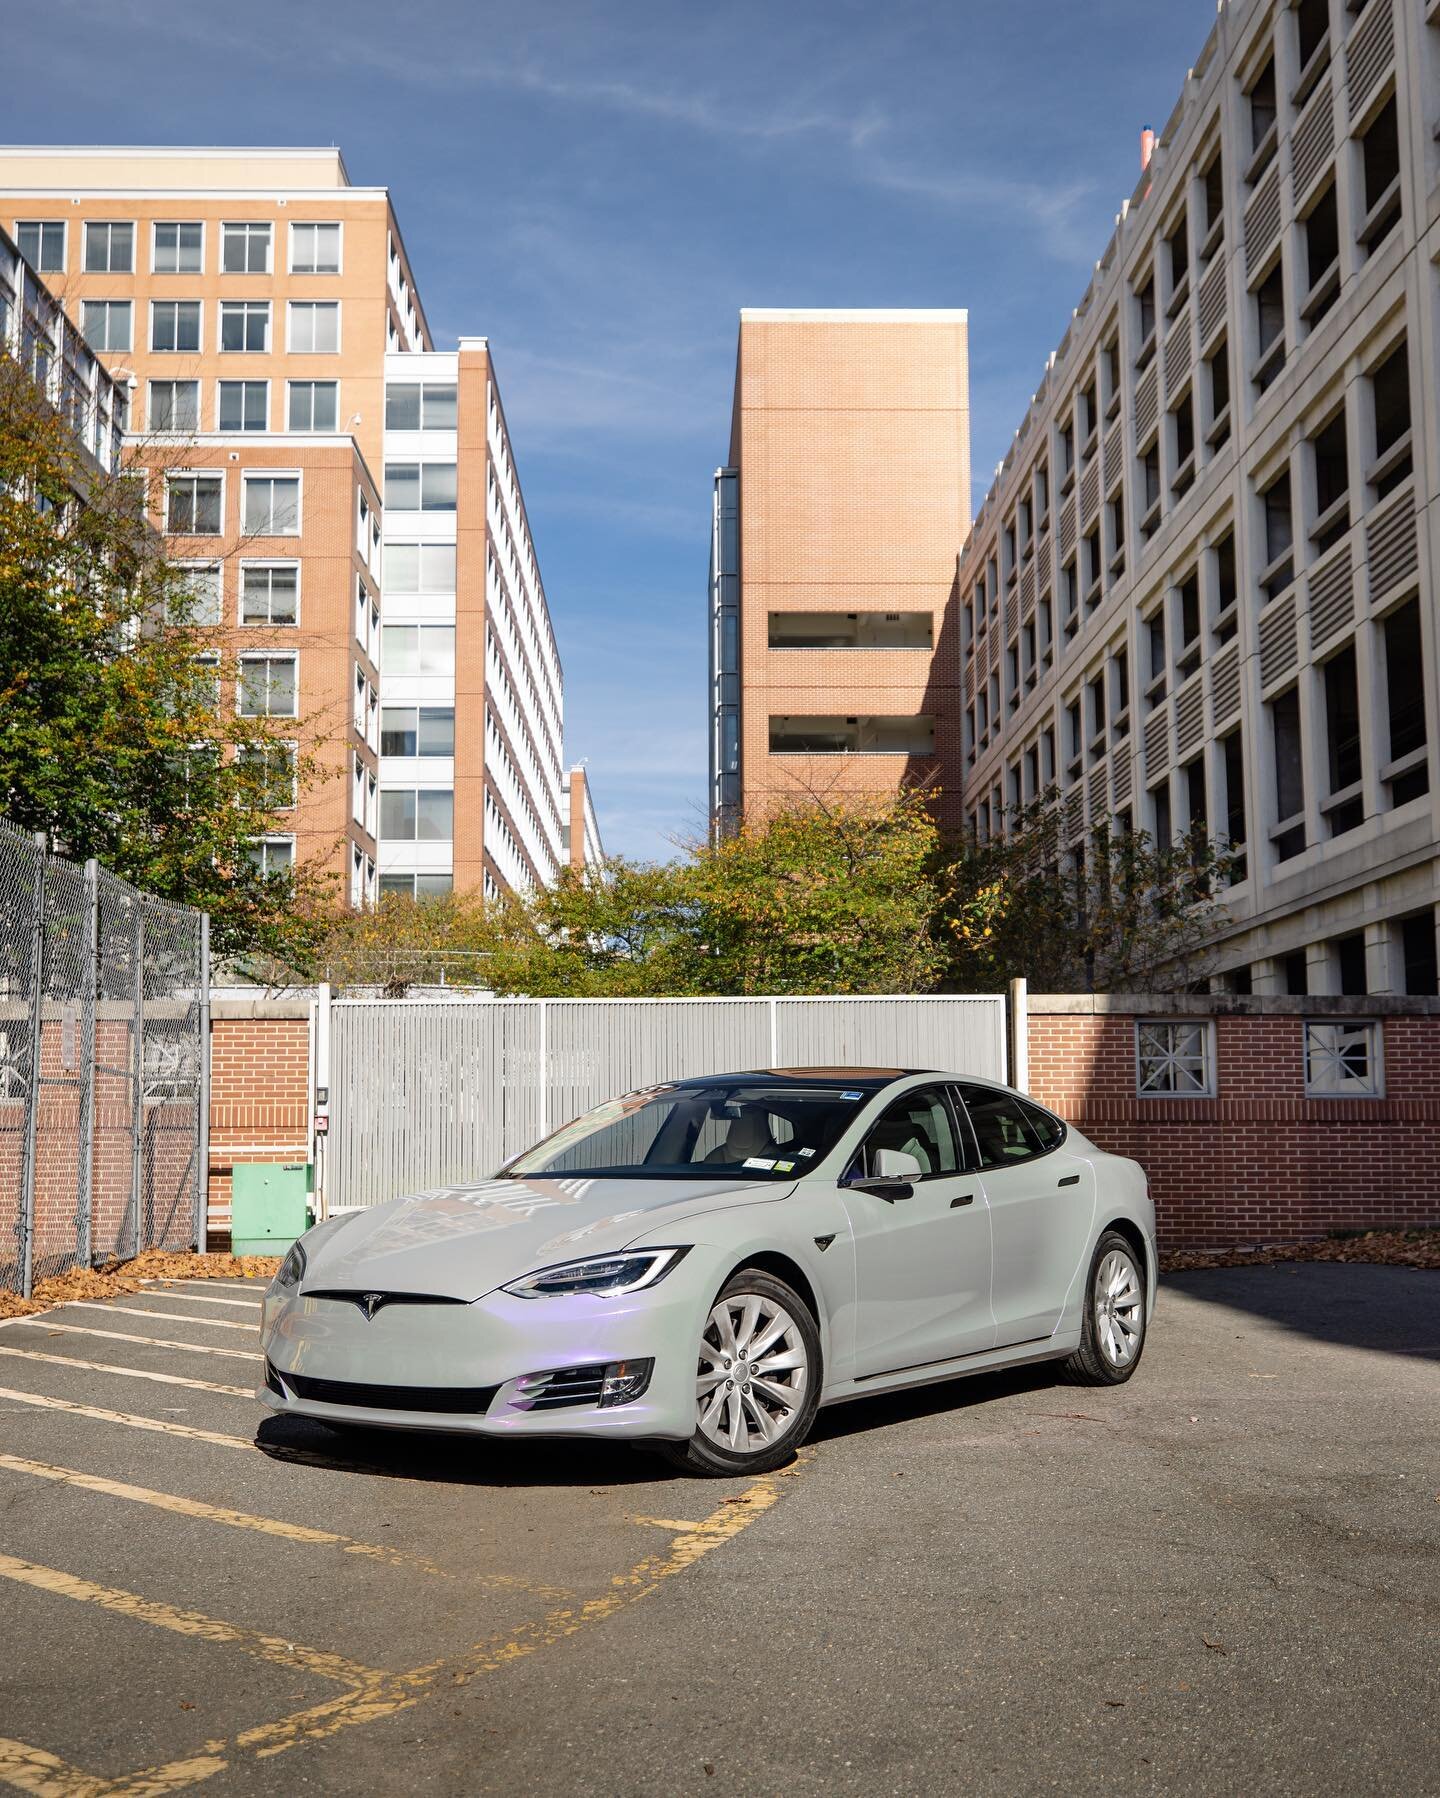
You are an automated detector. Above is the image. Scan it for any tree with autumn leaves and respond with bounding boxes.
[0,350,330,963]
[321,784,1237,997]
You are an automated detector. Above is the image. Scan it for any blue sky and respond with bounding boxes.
[5,0,1208,860]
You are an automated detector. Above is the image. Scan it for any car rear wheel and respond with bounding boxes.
[659,1269,822,1476]
[1063,1229,1148,1385]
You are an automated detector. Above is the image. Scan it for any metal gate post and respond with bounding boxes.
[1009,976,1029,1093]
[76,859,98,1268]
[129,905,145,1257]
[196,913,211,1254]
[18,835,47,1299]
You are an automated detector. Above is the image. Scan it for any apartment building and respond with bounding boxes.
[957,0,1439,996]
[562,766,605,872]
[0,219,128,477]
[710,309,971,834]
[0,146,576,902]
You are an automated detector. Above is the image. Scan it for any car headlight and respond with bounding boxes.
[502,1246,690,1300]
[274,1241,306,1292]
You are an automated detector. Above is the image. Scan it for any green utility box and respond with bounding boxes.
[230,1162,314,1257]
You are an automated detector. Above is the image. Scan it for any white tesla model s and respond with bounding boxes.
[259,1069,1156,1475]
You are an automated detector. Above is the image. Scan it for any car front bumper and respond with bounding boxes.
[258,1269,709,1440]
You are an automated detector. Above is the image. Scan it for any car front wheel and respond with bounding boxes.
[1063,1230,1148,1385]
[659,1268,822,1476]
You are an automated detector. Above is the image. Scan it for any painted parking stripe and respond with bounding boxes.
[0,1346,251,1399]
[0,1737,227,1796]
[58,1304,256,1333]
[0,1457,451,1580]
[119,1291,261,1312]
[0,1388,253,1449]
[0,1553,384,1689]
[0,1320,260,1363]
[141,1280,266,1293]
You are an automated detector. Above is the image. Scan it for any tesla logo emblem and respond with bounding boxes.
[357,1292,387,1320]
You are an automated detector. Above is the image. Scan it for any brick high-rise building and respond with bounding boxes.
[0,146,580,904]
[710,309,971,835]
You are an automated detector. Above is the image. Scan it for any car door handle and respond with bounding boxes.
[1058,1174,1080,1187]
[950,1193,976,1207]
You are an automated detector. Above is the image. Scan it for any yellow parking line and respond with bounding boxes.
[0,1737,228,1798]
[59,1306,255,1334]
[1,1321,259,1363]
[131,1293,261,1313]
[0,1348,250,1399]
[0,1553,383,1689]
[141,1281,263,1293]
[0,1388,252,1449]
[0,1457,450,1580]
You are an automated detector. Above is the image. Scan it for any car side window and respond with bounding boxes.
[953,1084,1047,1170]
[859,1086,962,1179]
[1020,1100,1066,1150]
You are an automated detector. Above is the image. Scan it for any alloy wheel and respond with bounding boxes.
[695,1292,808,1453]
[1094,1248,1144,1367]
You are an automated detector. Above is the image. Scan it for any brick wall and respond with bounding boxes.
[206,1000,311,1245]
[1025,994,1440,1250]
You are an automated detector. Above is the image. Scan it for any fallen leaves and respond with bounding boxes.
[1160,1229,1440,1274]
[0,1248,281,1320]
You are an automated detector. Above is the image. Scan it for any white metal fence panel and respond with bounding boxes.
[772,995,1006,1075]
[328,993,1007,1210]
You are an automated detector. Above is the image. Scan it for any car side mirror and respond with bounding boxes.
[843,1146,921,1201]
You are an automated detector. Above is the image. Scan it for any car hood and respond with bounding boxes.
[300,1174,793,1302]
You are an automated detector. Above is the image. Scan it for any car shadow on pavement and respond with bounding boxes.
[809,1360,1062,1445]
[1160,1262,1440,1362]
[253,1413,683,1488]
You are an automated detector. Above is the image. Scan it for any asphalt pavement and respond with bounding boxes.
[1,1264,1436,1795]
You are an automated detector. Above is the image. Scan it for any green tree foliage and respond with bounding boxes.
[0,352,330,961]
[323,789,945,996]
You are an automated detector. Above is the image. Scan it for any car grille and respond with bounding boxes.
[268,1363,498,1414]
[512,1364,609,1410]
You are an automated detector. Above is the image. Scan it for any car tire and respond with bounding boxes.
[1062,1229,1148,1386]
[659,1268,823,1477]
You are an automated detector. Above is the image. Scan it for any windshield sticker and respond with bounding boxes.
[743,1157,777,1170]
[798,1147,816,1157]
[839,1090,864,1100]
[773,1159,796,1172]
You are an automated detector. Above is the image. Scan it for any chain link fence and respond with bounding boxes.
[0,818,210,1296]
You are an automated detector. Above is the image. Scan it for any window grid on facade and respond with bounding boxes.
[1303,1020,1382,1097]
[1136,1020,1214,1096]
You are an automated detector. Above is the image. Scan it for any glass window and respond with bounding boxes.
[240,564,299,625]
[384,542,457,593]
[222,221,271,274]
[153,220,203,274]
[288,300,340,353]
[380,706,456,757]
[238,654,298,718]
[1136,1020,1214,1096]
[151,300,202,353]
[290,221,341,274]
[1020,1100,1066,1149]
[220,300,269,353]
[80,299,131,352]
[242,475,300,535]
[953,1083,1048,1165]
[508,1079,876,1180]
[165,473,222,536]
[381,624,455,675]
[148,380,199,432]
[218,380,268,432]
[171,563,221,627]
[857,1086,961,1178]
[83,221,134,273]
[235,742,297,811]
[287,380,338,432]
[384,462,457,511]
[17,221,64,270]
[245,837,294,878]
[385,383,458,430]
[1304,1020,1382,1097]
[379,788,454,840]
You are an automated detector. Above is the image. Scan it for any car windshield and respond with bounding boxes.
[501,1081,877,1180]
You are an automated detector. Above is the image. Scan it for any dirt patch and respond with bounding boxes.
[1160,1228,1440,1274]
[0,1249,282,1321]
